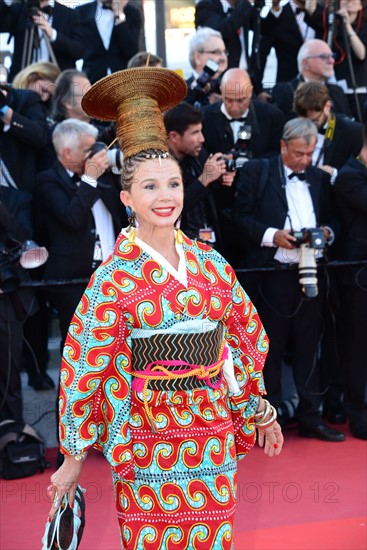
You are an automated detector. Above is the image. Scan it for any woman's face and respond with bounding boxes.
[120,158,184,232]
[28,78,56,102]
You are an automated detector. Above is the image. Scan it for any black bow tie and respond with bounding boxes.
[229,117,247,122]
[71,173,80,184]
[288,172,306,181]
[40,4,53,16]
[318,126,327,135]
[295,7,305,14]
[101,3,113,9]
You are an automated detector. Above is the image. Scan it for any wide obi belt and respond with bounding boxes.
[131,323,227,394]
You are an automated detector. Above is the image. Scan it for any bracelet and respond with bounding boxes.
[254,399,278,428]
[348,32,356,38]
[73,451,88,462]
[254,398,271,422]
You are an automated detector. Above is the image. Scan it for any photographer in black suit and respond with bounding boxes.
[202,67,284,264]
[34,118,124,345]
[295,81,363,175]
[0,185,38,423]
[185,27,228,109]
[234,118,344,442]
[0,84,48,192]
[0,0,85,81]
[76,0,142,84]
[333,123,367,440]
[164,102,235,251]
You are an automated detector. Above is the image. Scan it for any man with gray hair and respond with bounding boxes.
[34,118,124,344]
[185,27,228,108]
[234,117,344,442]
[272,38,350,121]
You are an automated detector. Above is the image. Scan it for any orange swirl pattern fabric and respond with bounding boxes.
[59,233,268,549]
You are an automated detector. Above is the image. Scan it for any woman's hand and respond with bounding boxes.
[257,421,284,457]
[47,456,83,520]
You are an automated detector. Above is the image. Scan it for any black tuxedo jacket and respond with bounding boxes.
[334,156,367,274]
[234,156,337,267]
[202,99,284,158]
[34,160,124,282]
[178,149,222,247]
[0,88,49,192]
[322,115,363,169]
[0,185,38,316]
[76,1,141,83]
[0,0,85,81]
[259,3,304,85]
[272,76,351,121]
[195,0,256,70]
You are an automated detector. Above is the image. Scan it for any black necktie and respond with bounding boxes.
[71,173,80,185]
[288,172,306,181]
[41,4,53,16]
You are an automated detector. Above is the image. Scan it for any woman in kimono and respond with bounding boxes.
[47,67,283,550]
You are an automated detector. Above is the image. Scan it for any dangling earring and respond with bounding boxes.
[175,216,183,245]
[126,206,139,243]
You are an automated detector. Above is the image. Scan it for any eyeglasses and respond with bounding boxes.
[199,49,229,56]
[305,53,337,61]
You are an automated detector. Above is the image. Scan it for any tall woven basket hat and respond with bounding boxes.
[81,67,188,158]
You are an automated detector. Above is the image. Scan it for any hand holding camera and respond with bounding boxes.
[84,142,109,180]
[199,152,227,187]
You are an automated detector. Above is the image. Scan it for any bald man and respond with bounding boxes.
[272,39,351,121]
[202,68,284,159]
[201,68,284,265]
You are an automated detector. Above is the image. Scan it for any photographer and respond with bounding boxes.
[0,82,48,192]
[202,67,284,263]
[164,102,235,254]
[0,0,85,81]
[234,118,345,442]
[185,27,228,109]
[34,118,124,346]
[0,184,37,423]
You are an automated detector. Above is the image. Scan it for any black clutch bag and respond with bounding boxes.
[41,485,86,550]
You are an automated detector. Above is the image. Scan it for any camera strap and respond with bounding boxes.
[314,113,336,167]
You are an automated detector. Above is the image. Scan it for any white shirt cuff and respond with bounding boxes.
[81,175,98,187]
[261,227,278,247]
[329,168,338,185]
[51,29,57,42]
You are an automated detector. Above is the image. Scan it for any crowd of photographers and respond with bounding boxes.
[0,0,366,446]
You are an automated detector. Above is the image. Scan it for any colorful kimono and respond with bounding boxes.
[59,231,268,550]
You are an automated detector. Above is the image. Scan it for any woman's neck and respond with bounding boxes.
[136,227,180,269]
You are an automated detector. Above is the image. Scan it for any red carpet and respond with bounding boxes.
[1,427,366,550]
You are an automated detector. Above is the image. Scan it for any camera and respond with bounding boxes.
[222,157,236,172]
[291,228,325,298]
[192,59,220,102]
[231,124,253,169]
[88,141,123,173]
